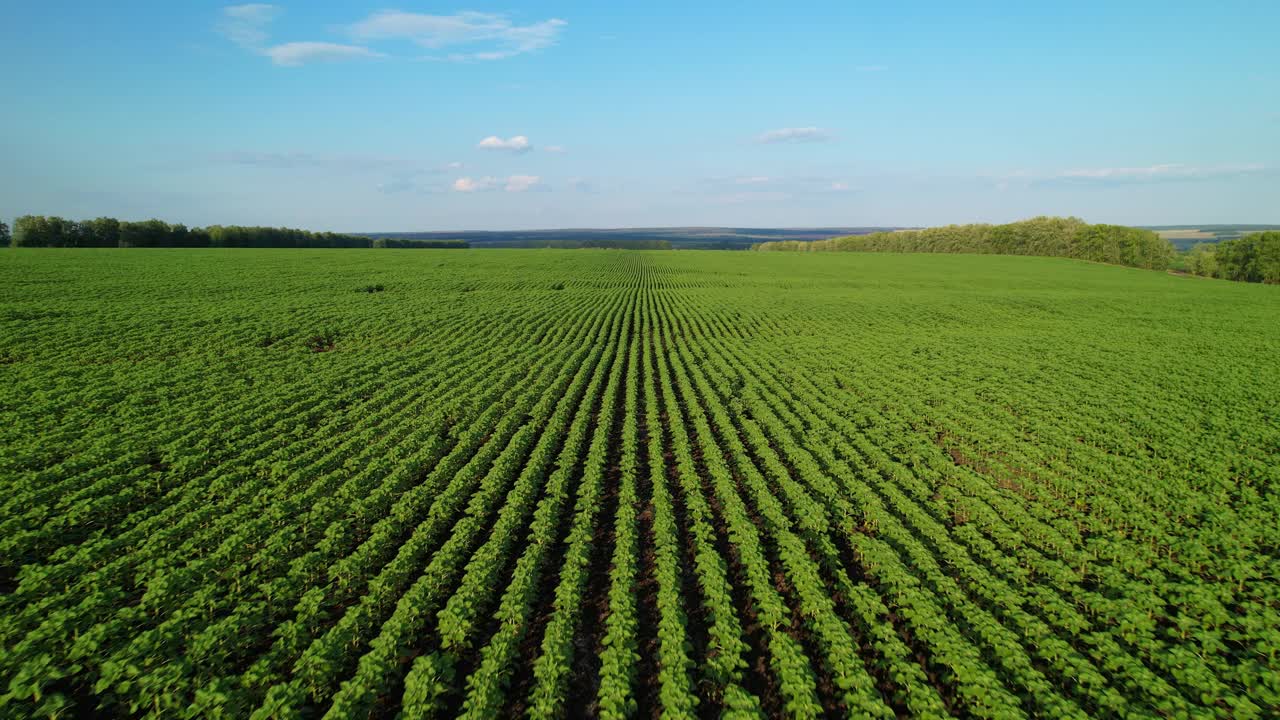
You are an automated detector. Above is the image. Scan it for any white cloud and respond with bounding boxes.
[445,161,464,169]
[735,176,771,185]
[478,135,533,153]
[544,145,567,154]
[219,5,382,66]
[504,175,541,192]
[220,6,563,66]
[263,41,384,66]
[830,181,851,191]
[453,176,492,192]
[349,11,566,61]
[224,3,278,21]
[218,4,281,48]
[1053,163,1267,184]
[755,127,834,144]
[452,175,542,192]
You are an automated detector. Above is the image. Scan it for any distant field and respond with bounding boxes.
[2,249,1278,718]
[1144,224,1280,250]
[1155,229,1216,240]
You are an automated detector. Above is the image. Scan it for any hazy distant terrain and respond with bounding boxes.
[361,225,1280,251]
[363,227,902,249]
[1142,225,1280,250]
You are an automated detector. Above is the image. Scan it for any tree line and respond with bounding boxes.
[7,216,469,249]
[1183,232,1280,284]
[372,238,470,249]
[531,239,674,250]
[753,217,1175,270]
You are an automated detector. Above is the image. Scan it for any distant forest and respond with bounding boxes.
[1183,232,1280,284]
[754,218,1280,284]
[753,217,1175,270]
[6,216,468,249]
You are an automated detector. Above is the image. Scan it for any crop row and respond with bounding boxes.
[1,249,1276,718]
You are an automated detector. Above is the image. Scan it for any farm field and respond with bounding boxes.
[2,248,1279,719]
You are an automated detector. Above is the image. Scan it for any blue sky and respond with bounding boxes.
[1,1,1277,231]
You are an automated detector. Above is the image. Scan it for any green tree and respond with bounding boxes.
[0,220,9,246]
[755,217,1174,270]
[88,217,121,247]
[1185,244,1218,277]
[13,215,57,246]
[119,219,171,248]
[1178,232,1280,283]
